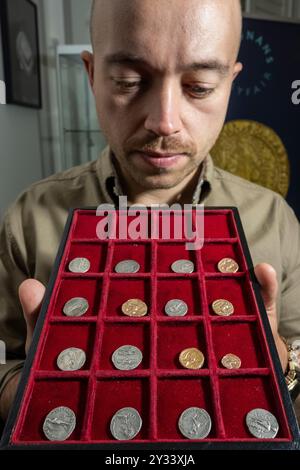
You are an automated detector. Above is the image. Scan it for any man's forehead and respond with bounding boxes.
[91,0,241,24]
[91,0,242,61]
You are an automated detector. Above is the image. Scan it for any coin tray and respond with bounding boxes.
[1,207,300,450]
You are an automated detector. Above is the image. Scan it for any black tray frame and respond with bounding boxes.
[1,206,300,451]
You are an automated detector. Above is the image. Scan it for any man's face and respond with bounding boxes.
[85,0,242,190]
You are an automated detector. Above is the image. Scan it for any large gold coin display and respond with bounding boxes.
[211,120,290,197]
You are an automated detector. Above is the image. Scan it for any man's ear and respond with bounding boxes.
[81,51,95,90]
[233,61,243,80]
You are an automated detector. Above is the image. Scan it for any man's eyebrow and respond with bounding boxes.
[104,52,230,76]
[181,60,230,76]
[104,52,150,68]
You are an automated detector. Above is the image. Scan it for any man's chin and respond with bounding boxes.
[130,170,186,190]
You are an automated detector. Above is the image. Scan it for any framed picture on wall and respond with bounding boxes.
[0,0,42,108]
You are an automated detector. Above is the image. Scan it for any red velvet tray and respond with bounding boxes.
[1,207,299,450]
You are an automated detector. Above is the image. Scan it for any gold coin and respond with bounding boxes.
[121,299,148,317]
[179,347,205,370]
[211,299,234,316]
[217,258,239,273]
[211,120,290,198]
[221,353,241,369]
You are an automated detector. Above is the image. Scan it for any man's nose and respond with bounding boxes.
[144,81,182,136]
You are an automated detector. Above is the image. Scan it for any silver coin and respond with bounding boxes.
[112,345,143,370]
[178,407,211,439]
[68,257,90,273]
[171,259,194,273]
[246,408,279,438]
[57,347,86,371]
[43,406,76,441]
[63,297,89,317]
[110,407,142,440]
[114,260,140,273]
[164,299,188,317]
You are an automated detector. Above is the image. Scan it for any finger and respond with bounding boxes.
[18,279,45,354]
[254,263,278,312]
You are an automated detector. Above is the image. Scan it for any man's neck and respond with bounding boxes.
[113,159,202,206]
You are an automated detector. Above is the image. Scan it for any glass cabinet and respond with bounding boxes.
[56,45,107,170]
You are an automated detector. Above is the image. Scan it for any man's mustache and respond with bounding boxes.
[125,137,196,156]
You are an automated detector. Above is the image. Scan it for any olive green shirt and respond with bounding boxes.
[1,146,300,408]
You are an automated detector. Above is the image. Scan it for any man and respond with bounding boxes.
[0,0,299,424]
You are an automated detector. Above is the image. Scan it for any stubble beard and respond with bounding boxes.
[123,155,200,190]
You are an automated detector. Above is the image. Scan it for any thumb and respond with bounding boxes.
[254,263,278,313]
[18,279,46,355]
[254,263,288,371]
[254,263,279,339]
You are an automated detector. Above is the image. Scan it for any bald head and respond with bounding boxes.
[90,0,242,58]
[82,0,243,195]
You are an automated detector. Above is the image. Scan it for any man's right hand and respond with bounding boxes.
[0,279,45,421]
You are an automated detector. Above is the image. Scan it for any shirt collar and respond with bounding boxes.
[96,145,214,205]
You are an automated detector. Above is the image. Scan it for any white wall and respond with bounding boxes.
[64,0,92,45]
[244,0,300,18]
[250,0,291,16]
[0,3,43,220]
[293,0,300,17]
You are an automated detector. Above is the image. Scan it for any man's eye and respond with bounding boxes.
[112,79,141,92]
[184,85,214,98]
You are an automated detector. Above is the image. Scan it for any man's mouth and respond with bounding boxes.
[134,150,188,169]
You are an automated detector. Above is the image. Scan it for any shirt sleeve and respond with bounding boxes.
[278,196,300,342]
[0,203,28,398]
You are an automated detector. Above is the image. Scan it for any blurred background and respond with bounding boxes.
[0,0,299,221]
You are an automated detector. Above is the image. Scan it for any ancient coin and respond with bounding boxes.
[212,299,234,316]
[57,347,86,371]
[210,120,290,198]
[68,257,90,273]
[112,345,143,370]
[164,299,188,317]
[221,353,241,369]
[121,299,148,317]
[110,407,142,440]
[246,408,279,439]
[178,407,211,439]
[171,259,194,273]
[63,297,89,317]
[115,260,140,273]
[43,406,76,441]
[179,347,205,369]
[217,258,239,273]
